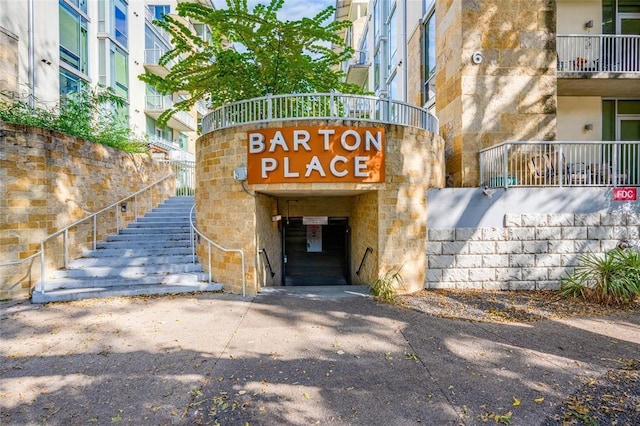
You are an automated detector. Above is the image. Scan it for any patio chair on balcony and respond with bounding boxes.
[566,162,589,185]
[528,153,554,183]
[528,151,565,185]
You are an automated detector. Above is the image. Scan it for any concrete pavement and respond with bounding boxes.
[1,288,639,425]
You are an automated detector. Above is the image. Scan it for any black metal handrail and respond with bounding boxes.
[356,247,373,277]
[259,248,275,278]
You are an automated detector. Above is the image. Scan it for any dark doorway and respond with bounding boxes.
[283,217,350,286]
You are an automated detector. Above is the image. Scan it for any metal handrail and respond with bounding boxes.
[0,251,41,268]
[189,205,246,297]
[259,248,275,278]
[202,93,439,134]
[32,173,174,294]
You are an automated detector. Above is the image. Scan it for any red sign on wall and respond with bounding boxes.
[613,187,637,201]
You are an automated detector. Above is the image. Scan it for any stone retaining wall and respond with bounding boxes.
[427,212,640,290]
[0,122,173,299]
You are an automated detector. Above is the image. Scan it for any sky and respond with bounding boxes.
[212,0,336,21]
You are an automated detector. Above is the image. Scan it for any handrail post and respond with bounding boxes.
[116,204,120,234]
[502,144,509,188]
[329,90,335,118]
[557,145,564,187]
[266,93,272,121]
[93,215,97,250]
[208,242,212,283]
[64,229,69,269]
[39,242,45,294]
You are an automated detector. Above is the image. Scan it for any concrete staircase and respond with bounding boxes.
[31,196,222,303]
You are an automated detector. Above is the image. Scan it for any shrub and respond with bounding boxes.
[560,248,640,305]
[0,87,147,153]
[370,267,404,303]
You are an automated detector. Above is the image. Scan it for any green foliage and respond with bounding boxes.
[0,88,146,153]
[560,248,640,306]
[370,267,404,303]
[140,0,365,126]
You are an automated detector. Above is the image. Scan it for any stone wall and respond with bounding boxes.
[197,119,445,295]
[0,122,173,298]
[436,0,557,187]
[426,212,639,290]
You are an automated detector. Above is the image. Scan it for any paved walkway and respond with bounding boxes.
[1,289,639,425]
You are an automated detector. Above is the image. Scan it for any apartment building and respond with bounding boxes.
[336,0,640,187]
[0,0,211,160]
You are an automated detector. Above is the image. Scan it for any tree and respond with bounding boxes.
[139,0,363,126]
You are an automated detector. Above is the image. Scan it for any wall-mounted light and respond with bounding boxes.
[585,20,594,29]
[584,123,594,131]
[120,202,127,212]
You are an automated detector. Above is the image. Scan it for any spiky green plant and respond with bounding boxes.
[560,248,640,305]
[370,267,404,303]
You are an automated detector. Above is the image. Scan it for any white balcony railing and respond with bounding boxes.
[202,93,439,134]
[557,34,640,73]
[146,94,173,110]
[173,109,196,129]
[144,49,175,68]
[480,141,640,188]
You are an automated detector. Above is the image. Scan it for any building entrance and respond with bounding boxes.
[283,218,350,286]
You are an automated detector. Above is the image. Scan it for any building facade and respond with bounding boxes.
[336,0,640,187]
[0,0,211,160]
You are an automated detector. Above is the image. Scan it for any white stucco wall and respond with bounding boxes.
[557,0,602,34]
[557,96,602,141]
[428,187,640,228]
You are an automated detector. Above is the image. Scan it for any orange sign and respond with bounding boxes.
[247,126,385,184]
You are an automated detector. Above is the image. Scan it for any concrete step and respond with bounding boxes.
[130,218,191,225]
[41,272,210,291]
[106,233,191,242]
[84,247,194,258]
[96,240,193,249]
[51,262,202,279]
[32,281,223,304]
[68,254,196,269]
[119,226,191,234]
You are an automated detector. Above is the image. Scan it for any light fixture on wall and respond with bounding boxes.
[585,20,594,28]
[120,202,127,212]
[584,123,594,131]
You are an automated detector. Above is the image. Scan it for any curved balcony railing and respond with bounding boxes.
[202,93,439,134]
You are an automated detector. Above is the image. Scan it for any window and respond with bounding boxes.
[422,11,436,106]
[112,45,128,98]
[59,0,88,74]
[149,5,170,20]
[114,0,128,47]
[387,3,397,72]
[59,69,84,96]
[373,0,382,40]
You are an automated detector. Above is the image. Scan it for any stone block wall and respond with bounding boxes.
[426,212,639,290]
[436,0,557,187]
[0,122,173,298]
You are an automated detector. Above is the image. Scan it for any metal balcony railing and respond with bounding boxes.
[146,94,173,110]
[480,141,640,188]
[144,49,175,68]
[557,34,640,73]
[202,93,439,134]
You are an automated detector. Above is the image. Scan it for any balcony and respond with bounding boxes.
[344,50,369,86]
[145,95,196,132]
[480,141,640,188]
[143,49,174,78]
[147,136,194,162]
[557,34,640,97]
